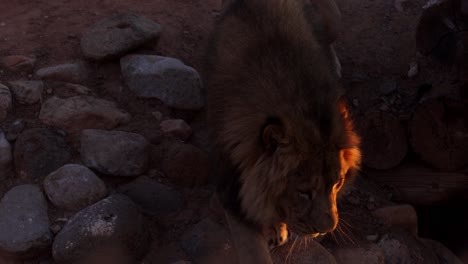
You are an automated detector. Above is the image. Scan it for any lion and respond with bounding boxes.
[204,0,361,262]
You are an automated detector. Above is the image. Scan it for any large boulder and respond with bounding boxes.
[81,13,161,60]
[14,128,72,181]
[80,129,150,176]
[8,80,43,104]
[39,96,130,135]
[36,61,89,84]
[121,55,204,110]
[117,176,183,216]
[52,195,150,263]
[181,218,236,264]
[43,164,107,211]
[0,185,52,256]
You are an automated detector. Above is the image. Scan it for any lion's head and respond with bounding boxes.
[237,100,361,236]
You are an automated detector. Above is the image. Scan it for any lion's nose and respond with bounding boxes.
[314,211,338,233]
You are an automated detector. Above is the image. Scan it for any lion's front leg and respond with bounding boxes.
[224,210,273,264]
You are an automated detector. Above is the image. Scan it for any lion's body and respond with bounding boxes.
[205,0,361,262]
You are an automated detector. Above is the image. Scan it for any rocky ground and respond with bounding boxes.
[0,0,467,263]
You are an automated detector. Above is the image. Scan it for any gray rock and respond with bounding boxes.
[333,246,384,264]
[0,55,36,72]
[14,128,72,181]
[118,176,183,216]
[0,131,12,179]
[81,13,161,60]
[162,142,210,187]
[181,218,235,263]
[376,234,416,264]
[8,80,43,104]
[160,119,192,141]
[121,55,204,110]
[0,83,11,122]
[81,129,150,176]
[421,238,463,264]
[44,164,107,211]
[52,195,150,263]
[0,185,52,256]
[36,61,89,84]
[271,238,337,264]
[39,96,130,135]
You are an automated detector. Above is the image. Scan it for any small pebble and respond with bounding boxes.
[367,203,376,210]
[369,196,375,203]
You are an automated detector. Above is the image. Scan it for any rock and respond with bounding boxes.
[379,80,398,95]
[81,129,150,176]
[171,261,192,264]
[52,195,150,263]
[44,164,107,211]
[181,218,236,264]
[0,83,12,121]
[271,238,337,264]
[81,13,161,60]
[0,55,36,72]
[121,55,204,110]
[160,119,193,141]
[421,238,464,264]
[372,204,418,235]
[376,234,423,264]
[334,246,384,264]
[36,61,89,84]
[117,176,183,216]
[4,119,25,141]
[162,143,210,187]
[0,131,12,179]
[14,128,73,180]
[8,80,43,104]
[39,96,130,134]
[0,185,52,256]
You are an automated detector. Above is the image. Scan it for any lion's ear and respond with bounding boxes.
[262,122,287,153]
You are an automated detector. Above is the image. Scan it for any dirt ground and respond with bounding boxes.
[0,0,467,263]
